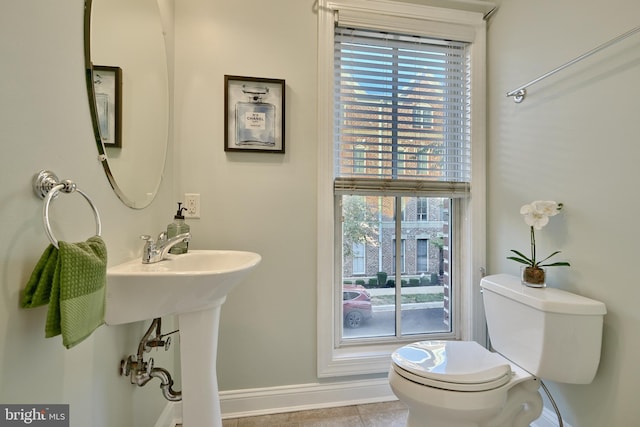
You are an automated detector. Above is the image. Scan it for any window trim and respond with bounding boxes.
[317,0,488,378]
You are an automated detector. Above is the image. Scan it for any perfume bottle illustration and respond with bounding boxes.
[235,84,276,146]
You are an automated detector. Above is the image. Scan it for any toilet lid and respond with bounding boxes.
[391,341,513,392]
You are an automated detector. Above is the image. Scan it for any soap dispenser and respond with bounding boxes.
[167,202,190,254]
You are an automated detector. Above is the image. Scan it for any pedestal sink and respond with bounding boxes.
[106,250,261,427]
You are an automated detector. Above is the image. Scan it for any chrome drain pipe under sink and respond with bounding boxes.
[120,318,182,401]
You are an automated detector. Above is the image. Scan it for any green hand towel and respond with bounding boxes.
[22,236,107,348]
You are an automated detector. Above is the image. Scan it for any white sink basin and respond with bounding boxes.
[105,250,261,325]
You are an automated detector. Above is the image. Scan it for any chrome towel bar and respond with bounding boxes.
[32,170,102,249]
[507,24,640,103]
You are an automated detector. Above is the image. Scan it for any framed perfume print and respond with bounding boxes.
[93,65,122,148]
[224,75,285,153]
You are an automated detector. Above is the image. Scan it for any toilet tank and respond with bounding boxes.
[480,274,606,384]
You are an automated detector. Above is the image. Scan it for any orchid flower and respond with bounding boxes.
[508,201,570,269]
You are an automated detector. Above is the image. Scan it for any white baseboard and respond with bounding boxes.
[155,378,395,426]
[220,378,396,418]
[155,379,570,427]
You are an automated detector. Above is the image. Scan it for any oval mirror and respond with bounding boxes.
[84,0,169,209]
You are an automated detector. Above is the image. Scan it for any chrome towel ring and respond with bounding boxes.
[32,170,102,249]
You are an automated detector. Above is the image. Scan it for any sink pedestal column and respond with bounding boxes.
[178,297,227,427]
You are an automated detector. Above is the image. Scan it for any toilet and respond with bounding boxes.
[389,274,606,427]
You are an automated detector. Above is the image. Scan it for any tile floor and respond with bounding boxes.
[178,401,408,427]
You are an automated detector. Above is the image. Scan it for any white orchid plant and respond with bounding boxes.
[507,200,571,269]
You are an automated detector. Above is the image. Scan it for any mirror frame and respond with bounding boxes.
[83,0,167,209]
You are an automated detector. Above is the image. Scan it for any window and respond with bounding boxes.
[335,24,467,342]
[414,105,435,129]
[333,26,471,183]
[353,144,366,175]
[417,238,429,272]
[352,242,366,274]
[417,197,428,221]
[317,0,487,377]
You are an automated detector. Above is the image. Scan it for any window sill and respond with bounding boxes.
[318,333,457,378]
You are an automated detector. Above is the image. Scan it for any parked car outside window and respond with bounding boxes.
[343,285,373,328]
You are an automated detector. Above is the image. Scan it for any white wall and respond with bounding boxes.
[0,1,176,426]
[487,0,640,425]
[174,0,319,391]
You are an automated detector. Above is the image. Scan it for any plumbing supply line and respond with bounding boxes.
[137,318,160,359]
[122,318,182,402]
[540,380,563,427]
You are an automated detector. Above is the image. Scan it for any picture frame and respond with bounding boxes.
[224,75,285,153]
[93,65,122,148]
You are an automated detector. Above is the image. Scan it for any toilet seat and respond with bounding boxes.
[391,341,513,392]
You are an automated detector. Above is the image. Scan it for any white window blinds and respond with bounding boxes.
[334,26,471,197]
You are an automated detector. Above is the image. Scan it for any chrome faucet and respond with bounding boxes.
[140,232,191,264]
